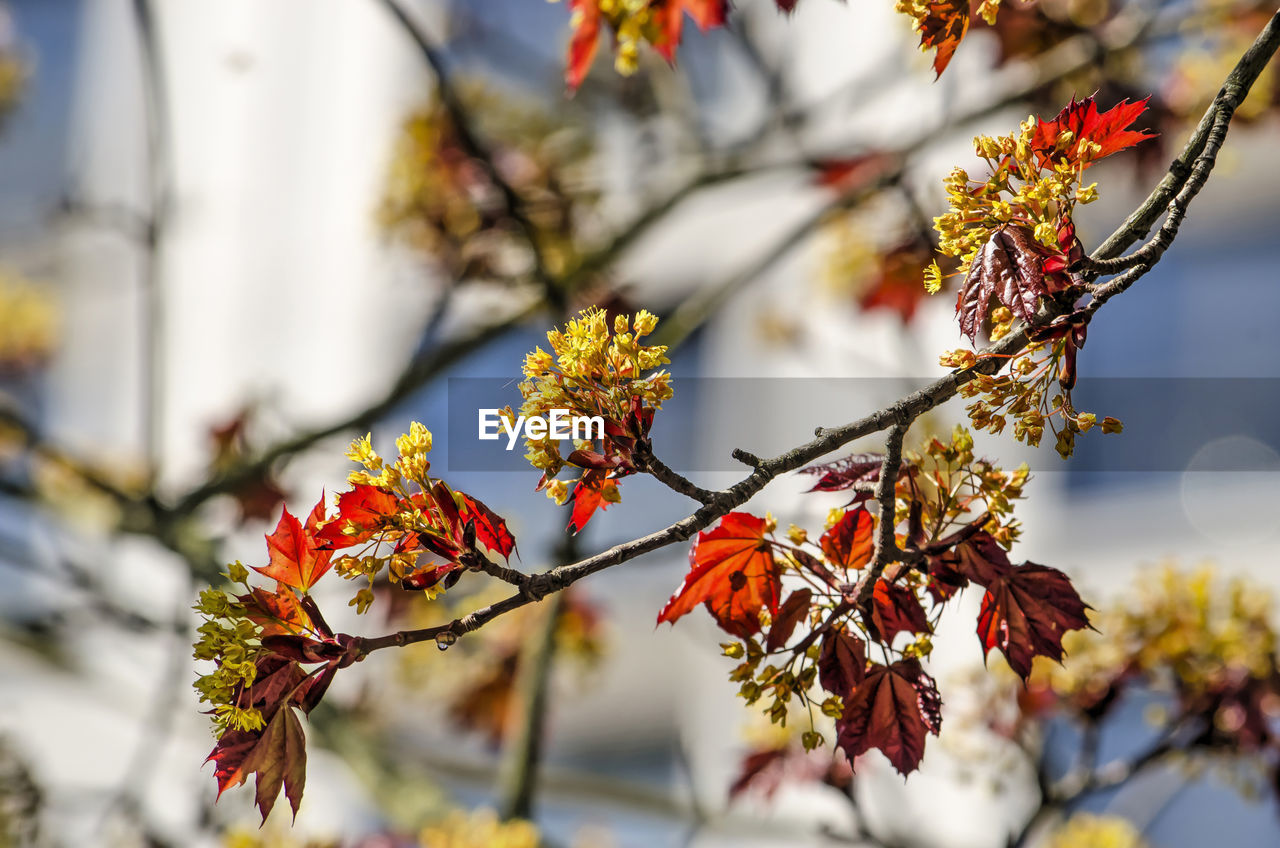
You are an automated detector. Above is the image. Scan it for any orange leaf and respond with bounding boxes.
[313,484,399,549]
[255,498,333,592]
[240,585,315,638]
[907,0,971,78]
[657,512,781,638]
[820,507,875,573]
[565,0,601,92]
[567,477,617,535]
[1032,95,1156,170]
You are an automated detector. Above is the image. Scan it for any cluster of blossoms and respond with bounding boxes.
[928,98,1153,455]
[946,329,1123,458]
[931,113,1099,276]
[898,425,1029,549]
[560,0,728,89]
[194,422,520,820]
[192,563,269,733]
[510,306,672,530]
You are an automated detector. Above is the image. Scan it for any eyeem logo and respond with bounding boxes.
[478,409,605,451]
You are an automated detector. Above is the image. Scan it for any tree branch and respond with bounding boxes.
[352,13,1280,659]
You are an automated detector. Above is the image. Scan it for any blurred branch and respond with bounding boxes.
[374,0,567,310]
[131,0,173,473]
[496,535,576,821]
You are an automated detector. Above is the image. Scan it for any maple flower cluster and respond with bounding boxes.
[511,306,672,531]
[559,0,728,90]
[192,565,267,734]
[929,97,1154,456]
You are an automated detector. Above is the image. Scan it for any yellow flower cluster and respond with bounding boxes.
[514,307,671,493]
[901,425,1029,549]
[0,271,58,371]
[1048,814,1147,848]
[592,0,655,75]
[1036,566,1277,708]
[933,118,1097,281]
[419,809,540,848]
[346,421,434,493]
[192,565,266,734]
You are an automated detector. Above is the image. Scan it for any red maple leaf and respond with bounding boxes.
[1031,95,1156,170]
[837,658,942,775]
[313,484,399,549]
[957,225,1062,341]
[459,493,517,560]
[912,0,971,78]
[567,476,617,535]
[928,530,1013,594]
[255,498,333,592]
[240,585,315,638]
[657,512,782,638]
[211,705,307,822]
[651,0,730,62]
[820,508,875,573]
[565,0,602,92]
[976,563,1091,680]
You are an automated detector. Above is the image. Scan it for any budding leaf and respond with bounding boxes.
[958,226,1051,342]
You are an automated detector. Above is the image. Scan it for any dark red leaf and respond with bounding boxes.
[837,659,942,775]
[976,562,1091,680]
[818,627,866,698]
[872,580,931,642]
[766,589,812,653]
[957,226,1051,341]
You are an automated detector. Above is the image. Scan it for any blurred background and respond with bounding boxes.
[1,0,1280,846]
